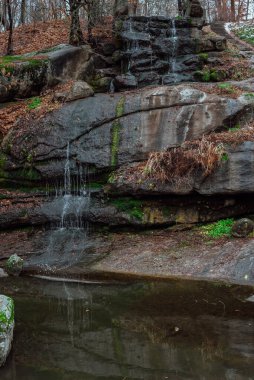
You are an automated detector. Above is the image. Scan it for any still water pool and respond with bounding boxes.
[0,276,254,380]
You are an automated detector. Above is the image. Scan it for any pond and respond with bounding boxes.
[0,276,254,380]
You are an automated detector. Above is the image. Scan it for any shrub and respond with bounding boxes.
[201,218,234,238]
[143,138,225,183]
[27,97,41,110]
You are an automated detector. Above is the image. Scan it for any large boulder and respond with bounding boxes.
[0,44,94,102]
[1,83,252,181]
[0,295,14,367]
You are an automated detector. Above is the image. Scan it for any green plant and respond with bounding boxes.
[198,53,208,62]
[27,97,41,110]
[228,124,240,132]
[244,93,254,99]
[200,218,234,238]
[221,153,229,162]
[217,83,234,93]
[110,197,144,221]
[111,97,125,167]
[108,172,116,184]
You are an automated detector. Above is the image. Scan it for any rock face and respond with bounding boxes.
[1,83,252,182]
[114,14,224,87]
[0,44,94,102]
[115,17,198,86]
[110,141,254,196]
[0,295,14,367]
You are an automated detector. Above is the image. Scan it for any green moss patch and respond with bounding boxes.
[200,218,234,238]
[110,197,144,221]
[110,97,125,167]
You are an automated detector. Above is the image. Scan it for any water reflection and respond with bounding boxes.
[0,277,254,380]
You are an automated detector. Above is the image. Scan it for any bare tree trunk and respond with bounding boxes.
[6,0,13,55]
[230,0,236,21]
[245,0,250,19]
[0,0,8,30]
[69,0,85,46]
[19,0,26,24]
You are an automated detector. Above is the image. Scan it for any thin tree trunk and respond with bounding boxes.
[69,0,85,46]
[6,0,13,55]
[245,0,250,19]
[230,0,236,21]
[19,0,26,24]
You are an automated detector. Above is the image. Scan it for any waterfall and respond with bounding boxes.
[59,142,90,229]
[170,18,179,83]
[26,142,90,271]
[162,18,179,85]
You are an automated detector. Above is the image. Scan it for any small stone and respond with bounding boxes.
[5,254,23,276]
[0,295,14,367]
[231,218,254,238]
[54,81,94,102]
[66,81,94,101]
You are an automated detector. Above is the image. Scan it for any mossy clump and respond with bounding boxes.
[200,218,234,238]
[217,83,234,93]
[111,97,125,167]
[198,53,209,62]
[110,197,144,221]
[5,254,24,276]
[195,68,224,82]
[0,296,14,333]
[27,97,41,110]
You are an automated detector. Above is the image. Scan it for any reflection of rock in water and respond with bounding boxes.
[26,142,90,271]
[2,278,254,380]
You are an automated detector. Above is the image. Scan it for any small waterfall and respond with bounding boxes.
[26,142,90,271]
[162,18,179,85]
[59,142,90,229]
[170,18,179,83]
[109,79,115,94]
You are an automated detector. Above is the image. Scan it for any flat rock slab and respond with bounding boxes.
[92,229,254,285]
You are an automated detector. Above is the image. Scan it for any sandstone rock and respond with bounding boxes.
[110,142,254,196]
[5,254,23,276]
[2,83,253,180]
[0,295,14,367]
[0,44,94,102]
[231,218,254,238]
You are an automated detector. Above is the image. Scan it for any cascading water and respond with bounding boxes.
[59,142,90,229]
[170,18,179,83]
[162,18,179,85]
[26,142,91,271]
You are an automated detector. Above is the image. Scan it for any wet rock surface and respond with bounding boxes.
[115,15,226,86]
